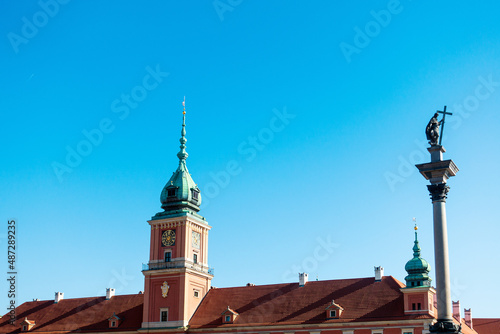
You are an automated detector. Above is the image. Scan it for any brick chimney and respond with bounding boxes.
[452,300,461,320]
[464,308,473,329]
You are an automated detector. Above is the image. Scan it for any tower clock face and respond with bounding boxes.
[192,231,200,249]
[161,230,176,247]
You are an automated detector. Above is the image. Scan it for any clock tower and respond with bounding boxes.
[142,103,213,329]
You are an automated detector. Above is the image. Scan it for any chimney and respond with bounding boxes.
[299,273,308,286]
[374,266,384,281]
[106,288,115,300]
[55,292,64,303]
[452,301,461,320]
[464,308,473,329]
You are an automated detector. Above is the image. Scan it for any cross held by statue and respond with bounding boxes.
[437,105,452,146]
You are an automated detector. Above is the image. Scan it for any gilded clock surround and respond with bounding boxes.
[161,230,176,247]
[192,231,201,249]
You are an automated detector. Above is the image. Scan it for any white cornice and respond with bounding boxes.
[187,319,435,333]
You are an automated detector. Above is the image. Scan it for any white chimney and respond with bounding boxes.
[55,292,64,303]
[299,273,308,286]
[464,308,472,329]
[452,300,460,320]
[374,266,384,281]
[106,288,115,300]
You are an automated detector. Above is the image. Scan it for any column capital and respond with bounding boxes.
[427,183,450,202]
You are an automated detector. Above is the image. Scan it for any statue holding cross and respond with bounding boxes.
[425,106,453,146]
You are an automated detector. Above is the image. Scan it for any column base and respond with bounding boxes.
[430,320,462,334]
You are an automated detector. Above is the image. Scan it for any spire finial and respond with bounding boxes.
[412,218,421,257]
[177,97,188,163]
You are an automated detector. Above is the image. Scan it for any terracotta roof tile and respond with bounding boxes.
[474,318,500,334]
[0,294,143,334]
[190,276,425,328]
[0,277,442,332]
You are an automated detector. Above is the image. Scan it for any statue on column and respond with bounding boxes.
[426,112,442,146]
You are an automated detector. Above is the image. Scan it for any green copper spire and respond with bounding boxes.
[154,98,203,220]
[404,224,432,288]
[413,227,421,257]
[177,104,188,163]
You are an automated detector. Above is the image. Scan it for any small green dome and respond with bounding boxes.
[404,226,432,288]
[405,257,430,273]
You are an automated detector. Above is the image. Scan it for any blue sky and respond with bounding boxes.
[1,0,499,318]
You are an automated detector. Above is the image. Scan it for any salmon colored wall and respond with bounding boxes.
[355,329,372,334]
[147,275,182,322]
[408,294,425,309]
[145,216,212,325]
[384,328,402,334]
[185,274,211,320]
[321,330,343,334]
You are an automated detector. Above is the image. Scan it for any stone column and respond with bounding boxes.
[416,145,461,334]
[428,183,452,321]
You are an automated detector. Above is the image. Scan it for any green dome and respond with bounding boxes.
[405,257,430,273]
[160,160,201,212]
[404,227,432,288]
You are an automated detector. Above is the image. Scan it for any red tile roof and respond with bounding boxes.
[0,277,443,332]
[189,276,432,328]
[474,319,500,334]
[0,294,143,334]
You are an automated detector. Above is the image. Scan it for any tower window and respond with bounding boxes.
[191,189,199,200]
[160,309,168,322]
[412,303,416,310]
[193,254,198,264]
[418,303,422,310]
[194,290,199,298]
[164,251,171,262]
[167,189,176,197]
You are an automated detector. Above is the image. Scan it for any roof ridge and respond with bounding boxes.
[18,293,144,305]
[213,276,382,290]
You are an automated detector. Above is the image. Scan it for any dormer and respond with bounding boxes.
[325,300,344,319]
[221,306,238,324]
[108,313,121,328]
[20,318,35,331]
